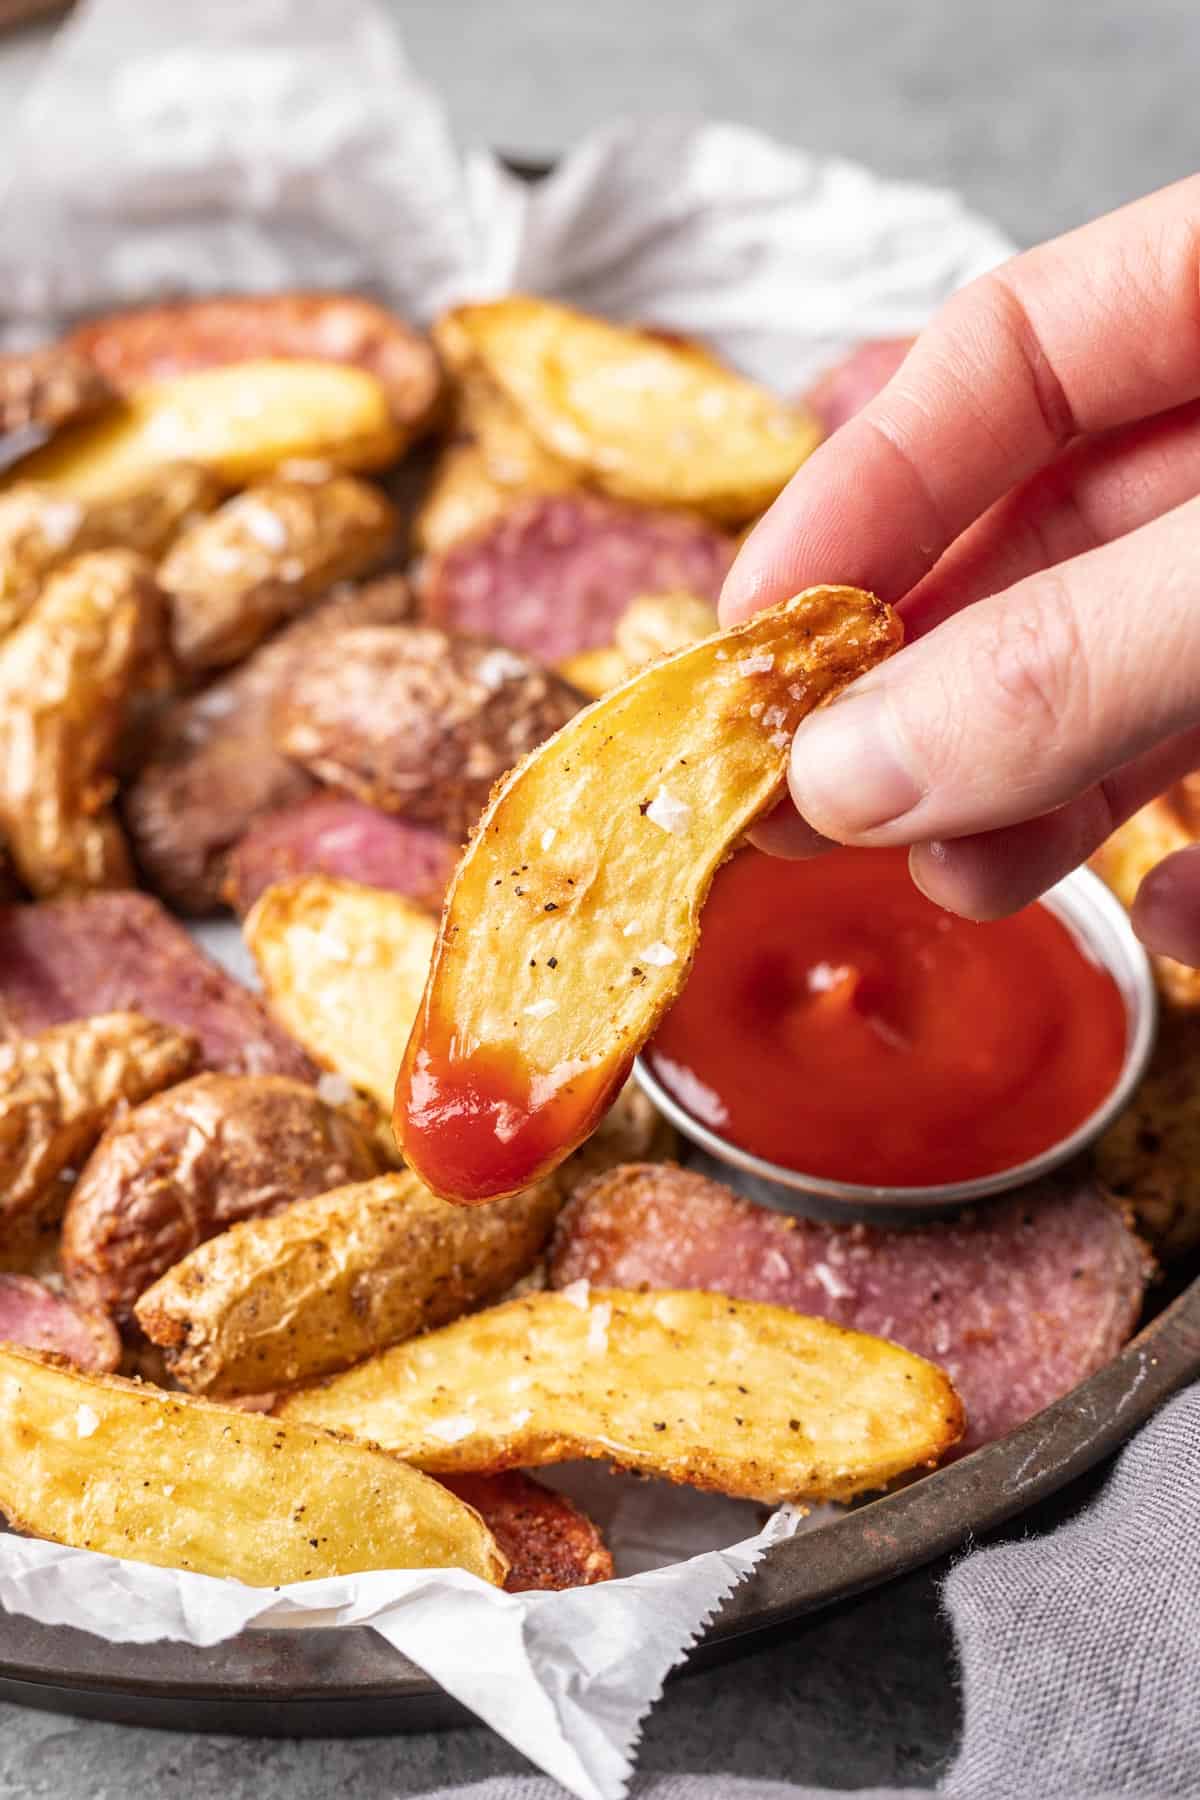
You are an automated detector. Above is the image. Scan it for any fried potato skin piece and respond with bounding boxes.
[61,1073,380,1327]
[123,574,412,914]
[0,1013,199,1241]
[134,1170,563,1396]
[0,1346,505,1586]
[0,466,224,641]
[0,548,164,896]
[1091,786,1200,1007]
[1095,1009,1200,1256]
[68,293,441,440]
[394,585,902,1202]
[441,1471,612,1591]
[279,1288,964,1504]
[0,1275,120,1372]
[441,297,823,523]
[0,344,113,438]
[244,876,437,1115]
[272,625,582,841]
[6,361,404,500]
[159,475,399,672]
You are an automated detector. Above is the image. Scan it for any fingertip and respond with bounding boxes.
[1132,845,1200,967]
[748,797,839,860]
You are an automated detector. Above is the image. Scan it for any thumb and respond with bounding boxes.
[785,495,1200,847]
[1133,844,1200,967]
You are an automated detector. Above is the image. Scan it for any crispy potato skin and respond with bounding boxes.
[0,1013,198,1243]
[0,467,223,641]
[395,585,902,1202]
[68,293,441,440]
[159,475,399,672]
[244,876,437,1115]
[123,575,412,913]
[438,297,823,523]
[224,795,455,918]
[1091,787,1200,1007]
[272,624,582,841]
[0,549,164,897]
[0,1346,505,1586]
[1095,1009,1200,1256]
[279,1288,964,1505]
[134,1170,563,1396]
[61,1073,380,1327]
[0,344,113,438]
[442,1472,612,1591]
[6,361,404,500]
[0,1275,120,1373]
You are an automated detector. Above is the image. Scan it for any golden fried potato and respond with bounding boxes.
[280,1288,964,1504]
[0,549,164,895]
[558,592,720,697]
[0,466,224,641]
[1095,1010,1200,1256]
[135,1170,563,1396]
[1091,790,1200,1007]
[0,1013,198,1253]
[0,344,113,439]
[439,297,823,523]
[158,475,398,672]
[244,876,436,1115]
[0,1346,505,1585]
[6,360,403,501]
[394,585,901,1202]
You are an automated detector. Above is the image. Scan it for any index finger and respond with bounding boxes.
[722,175,1200,624]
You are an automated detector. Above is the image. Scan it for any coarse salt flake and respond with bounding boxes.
[769,730,790,749]
[587,1300,613,1354]
[475,647,529,689]
[493,1103,523,1144]
[316,1071,357,1107]
[428,1415,475,1443]
[762,705,787,729]
[736,653,775,675]
[524,997,558,1020]
[75,1405,99,1439]
[561,1278,591,1310]
[645,788,692,834]
[540,827,557,851]
[812,1263,854,1301]
[641,941,676,966]
[238,501,290,551]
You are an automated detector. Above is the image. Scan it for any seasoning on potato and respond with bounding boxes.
[279,1288,964,1504]
[0,1346,505,1586]
[436,296,823,522]
[5,359,404,501]
[244,875,437,1114]
[271,624,582,841]
[0,1012,197,1246]
[0,466,224,641]
[134,1169,563,1396]
[442,1471,612,1592]
[61,1073,380,1326]
[158,474,399,672]
[0,549,165,897]
[393,585,902,1204]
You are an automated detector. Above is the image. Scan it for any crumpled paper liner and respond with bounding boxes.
[0,1,1015,1793]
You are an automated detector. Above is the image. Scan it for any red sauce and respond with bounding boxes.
[646,846,1127,1189]
[394,1022,622,1205]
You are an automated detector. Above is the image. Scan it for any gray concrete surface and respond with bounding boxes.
[0,1,1195,1793]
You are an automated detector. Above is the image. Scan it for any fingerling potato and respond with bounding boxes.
[6,360,403,501]
[279,1288,964,1504]
[394,585,902,1202]
[0,344,113,439]
[134,1170,563,1396]
[0,1346,505,1586]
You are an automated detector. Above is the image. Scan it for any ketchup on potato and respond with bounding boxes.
[646,846,1126,1189]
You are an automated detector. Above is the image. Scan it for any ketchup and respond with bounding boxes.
[646,846,1126,1189]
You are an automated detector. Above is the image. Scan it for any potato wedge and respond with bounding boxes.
[135,1170,563,1396]
[556,645,630,701]
[0,1346,505,1585]
[0,466,223,640]
[0,1012,198,1244]
[280,1289,964,1504]
[1091,788,1200,1007]
[439,298,823,523]
[394,585,901,1202]
[0,344,113,439]
[244,876,436,1115]
[0,549,165,896]
[558,592,720,697]
[6,360,403,501]
[158,474,398,671]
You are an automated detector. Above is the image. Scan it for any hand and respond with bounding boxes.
[721,176,1200,967]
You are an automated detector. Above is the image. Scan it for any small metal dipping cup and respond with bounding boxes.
[633,866,1157,1224]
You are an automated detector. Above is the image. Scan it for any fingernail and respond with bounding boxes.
[788,691,925,840]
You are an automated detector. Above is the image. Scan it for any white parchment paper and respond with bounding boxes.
[0,2,1016,1792]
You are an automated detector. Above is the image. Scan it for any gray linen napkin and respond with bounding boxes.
[425,1382,1200,1799]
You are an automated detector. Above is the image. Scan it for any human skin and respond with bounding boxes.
[721,176,1200,968]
